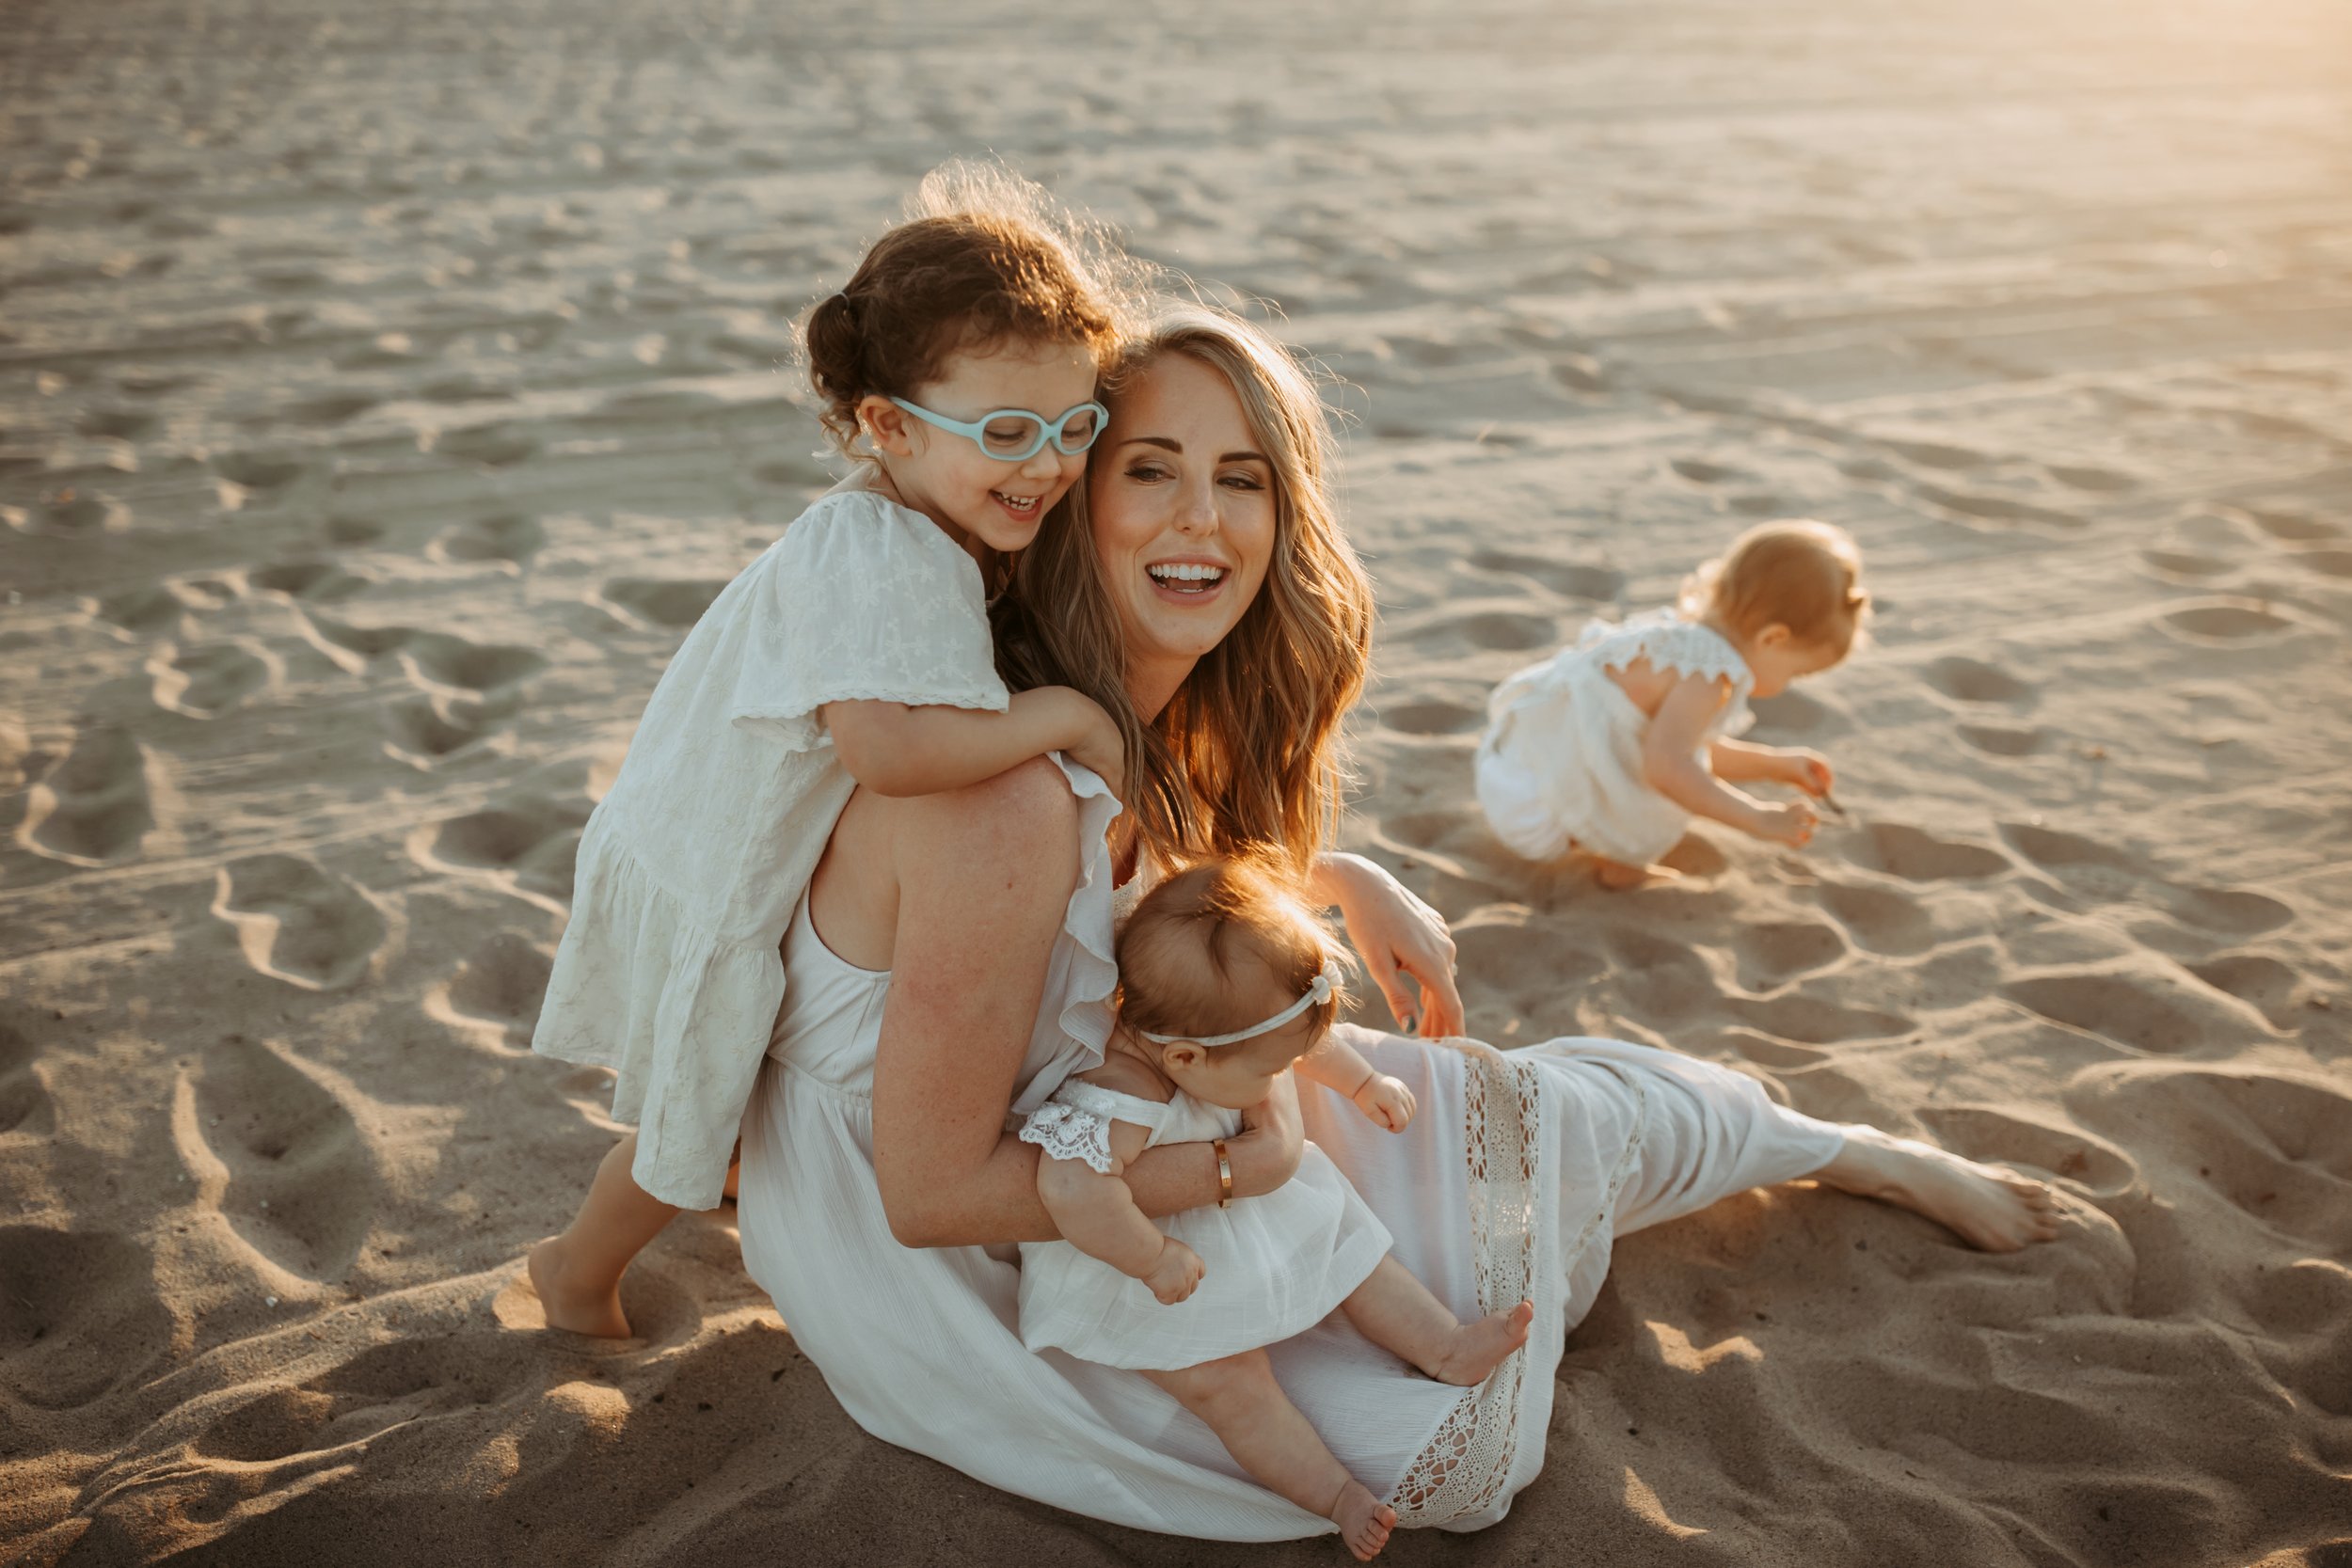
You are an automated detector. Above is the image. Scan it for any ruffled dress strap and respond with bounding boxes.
[1019,1080,1172,1173]
[1581,609,1756,737]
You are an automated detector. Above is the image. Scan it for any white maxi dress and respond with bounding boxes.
[736,759,1846,1540]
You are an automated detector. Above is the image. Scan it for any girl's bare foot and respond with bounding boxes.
[527,1235,633,1338]
[1428,1299,1535,1386]
[1816,1127,2064,1252]
[1595,858,1677,890]
[1328,1480,1395,1561]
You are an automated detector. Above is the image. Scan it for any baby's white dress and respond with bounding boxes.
[531,482,1009,1210]
[1015,1082,1393,1370]
[1474,609,1755,867]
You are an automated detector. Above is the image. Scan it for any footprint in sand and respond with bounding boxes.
[2156,599,2298,645]
[1922,656,2034,705]
[1959,722,2044,756]
[433,422,539,468]
[381,690,515,768]
[1465,547,1625,603]
[429,512,546,569]
[2187,952,2305,1025]
[1606,928,1720,1022]
[427,931,554,1049]
[1883,437,1989,472]
[1375,697,1486,737]
[21,725,155,865]
[211,451,306,493]
[0,1227,172,1410]
[177,1036,373,1279]
[1847,821,2010,882]
[1915,483,2083,531]
[213,855,388,990]
[2288,546,2352,579]
[324,515,386,547]
[1745,688,1843,741]
[598,577,728,631]
[2001,966,2270,1053]
[299,609,414,673]
[1669,457,1741,485]
[1732,918,1849,989]
[2166,884,2293,938]
[151,640,274,718]
[0,1021,54,1138]
[2001,821,2145,902]
[1916,1105,2138,1198]
[2138,549,2234,583]
[2240,507,2339,544]
[1814,877,1936,957]
[418,794,588,907]
[248,559,368,602]
[400,632,546,695]
[3,484,131,536]
[2092,1069,2352,1258]
[1455,610,1556,654]
[1725,992,1911,1046]
[87,583,184,640]
[2046,464,2135,494]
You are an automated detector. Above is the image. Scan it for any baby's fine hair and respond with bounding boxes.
[798,162,1140,459]
[1679,519,1870,656]
[1116,858,1348,1052]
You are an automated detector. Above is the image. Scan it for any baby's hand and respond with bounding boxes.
[1353,1074,1417,1132]
[1777,750,1834,798]
[1751,800,1820,847]
[1143,1237,1205,1305]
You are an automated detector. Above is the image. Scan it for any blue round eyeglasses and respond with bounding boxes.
[888,396,1109,462]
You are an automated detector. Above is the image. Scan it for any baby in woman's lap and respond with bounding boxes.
[1018,858,1532,1561]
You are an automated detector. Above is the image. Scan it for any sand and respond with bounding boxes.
[4,0,2350,1561]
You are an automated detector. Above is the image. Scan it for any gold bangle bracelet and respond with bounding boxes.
[1213,1137,1233,1209]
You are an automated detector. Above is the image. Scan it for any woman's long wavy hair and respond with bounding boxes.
[993,303,1375,874]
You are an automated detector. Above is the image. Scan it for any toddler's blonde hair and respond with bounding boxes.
[1116,858,1349,1053]
[1679,519,1870,657]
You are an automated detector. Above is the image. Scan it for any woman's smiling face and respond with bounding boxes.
[1089,352,1279,708]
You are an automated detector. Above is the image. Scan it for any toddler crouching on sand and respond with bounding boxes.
[1477,519,1864,886]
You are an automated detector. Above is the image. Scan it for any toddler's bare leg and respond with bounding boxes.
[1593,855,1677,890]
[527,1132,679,1338]
[1144,1352,1395,1561]
[1814,1125,2063,1252]
[1340,1257,1533,1386]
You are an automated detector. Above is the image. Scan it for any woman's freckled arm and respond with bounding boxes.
[868,761,1250,1247]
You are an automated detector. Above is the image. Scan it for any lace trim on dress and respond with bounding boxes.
[1017,1079,1171,1172]
[1581,610,1750,690]
[1389,1043,1649,1528]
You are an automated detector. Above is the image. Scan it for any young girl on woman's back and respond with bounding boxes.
[1477,519,1867,888]
[527,169,1136,1337]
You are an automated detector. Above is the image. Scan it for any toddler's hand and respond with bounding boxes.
[1752,800,1820,847]
[1057,690,1127,800]
[1143,1237,1205,1305]
[1779,750,1834,798]
[1353,1074,1417,1132]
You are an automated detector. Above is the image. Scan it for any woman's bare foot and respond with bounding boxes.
[527,1235,633,1338]
[1595,857,1677,890]
[1816,1127,2064,1252]
[1428,1299,1534,1386]
[1328,1480,1395,1561]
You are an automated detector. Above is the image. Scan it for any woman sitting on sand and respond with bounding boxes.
[731,297,2063,1546]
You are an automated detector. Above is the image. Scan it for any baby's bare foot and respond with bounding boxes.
[1818,1127,2064,1252]
[527,1236,633,1338]
[1328,1481,1395,1561]
[1430,1299,1534,1386]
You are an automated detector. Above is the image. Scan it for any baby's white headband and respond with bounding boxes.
[1137,961,1341,1049]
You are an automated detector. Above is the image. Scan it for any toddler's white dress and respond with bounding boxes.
[531,481,1009,1209]
[1474,609,1755,867]
[1015,1083,1393,1370]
